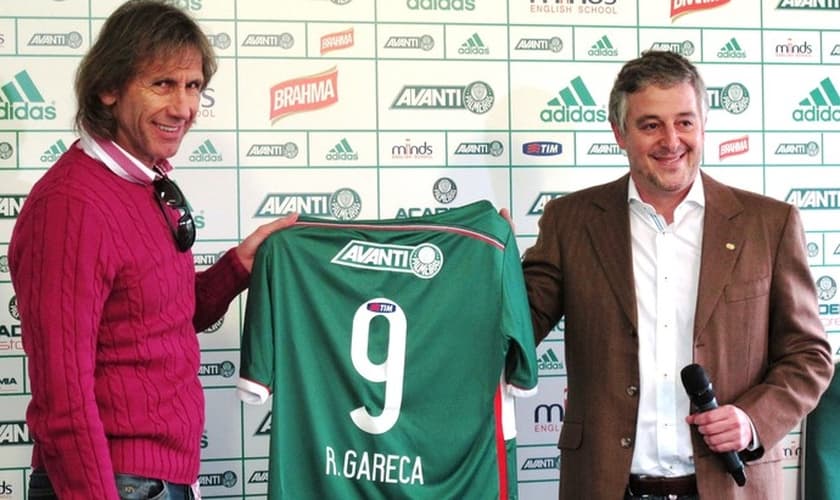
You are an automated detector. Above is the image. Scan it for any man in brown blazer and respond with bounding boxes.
[521,51,834,499]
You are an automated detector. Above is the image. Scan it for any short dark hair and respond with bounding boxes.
[608,50,708,136]
[74,0,216,139]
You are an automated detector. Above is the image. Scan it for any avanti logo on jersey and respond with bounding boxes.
[775,141,819,157]
[793,77,840,122]
[332,241,444,279]
[0,70,57,121]
[384,35,435,51]
[41,138,68,163]
[198,471,238,489]
[719,135,749,160]
[528,192,567,216]
[391,81,494,114]
[541,77,606,123]
[28,31,83,49]
[242,32,294,49]
[0,195,25,219]
[522,141,562,156]
[189,139,222,162]
[521,455,561,471]
[246,142,299,159]
[321,28,354,55]
[785,188,840,209]
[0,420,31,445]
[327,138,359,161]
[718,37,746,59]
[649,40,695,57]
[777,0,840,10]
[708,82,749,115]
[256,188,362,220]
[453,140,503,156]
[459,32,488,55]
[670,0,729,20]
[269,67,338,123]
[588,35,617,57]
[515,36,563,52]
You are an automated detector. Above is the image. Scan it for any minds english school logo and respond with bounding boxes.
[670,0,729,20]
[321,28,355,55]
[529,0,618,15]
[786,188,840,210]
[0,70,57,121]
[541,76,606,124]
[777,0,840,10]
[793,77,840,123]
[269,67,338,123]
[391,81,494,114]
[332,241,444,279]
[256,188,362,220]
[775,38,813,58]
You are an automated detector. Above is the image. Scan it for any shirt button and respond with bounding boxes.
[620,437,633,448]
[626,385,639,396]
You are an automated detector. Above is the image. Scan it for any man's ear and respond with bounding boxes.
[99,90,118,106]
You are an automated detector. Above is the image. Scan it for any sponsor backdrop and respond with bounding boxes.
[1,0,840,498]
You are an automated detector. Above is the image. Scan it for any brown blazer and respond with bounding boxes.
[522,172,834,500]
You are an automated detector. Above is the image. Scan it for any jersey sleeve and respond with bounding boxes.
[501,233,539,399]
[237,238,278,405]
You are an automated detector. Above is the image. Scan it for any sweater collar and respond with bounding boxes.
[78,129,173,185]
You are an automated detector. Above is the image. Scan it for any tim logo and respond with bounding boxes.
[270,67,338,123]
[522,141,562,156]
[0,70,57,121]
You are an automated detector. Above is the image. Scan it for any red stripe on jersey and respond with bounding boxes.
[494,385,509,499]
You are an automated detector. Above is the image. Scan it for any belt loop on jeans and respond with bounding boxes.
[627,474,698,497]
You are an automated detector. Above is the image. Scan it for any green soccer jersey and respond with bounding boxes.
[238,200,538,499]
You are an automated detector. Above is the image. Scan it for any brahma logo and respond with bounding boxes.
[786,189,840,209]
[541,76,607,123]
[256,188,362,220]
[719,136,749,160]
[0,70,57,121]
[0,195,25,218]
[391,81,494,114]
[708,83,749,114]
[332,241,444,279]
[528,192,567,215]
[777,0,840,9]
[269,67,338,123]
[515,37,563,52]
[28,31,83,48]
[522,141,562,156]
[793,77,840,122]
[321,28,354,55]
[775,141,819,157]
[670,0,729,20]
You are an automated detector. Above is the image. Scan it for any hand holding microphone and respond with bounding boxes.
[680,363,747,487]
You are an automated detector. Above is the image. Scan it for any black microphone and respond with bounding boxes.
[680,363,747,487]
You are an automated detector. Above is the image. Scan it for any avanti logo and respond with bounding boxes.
[832,44,840,56]
[0,195,26,218]
[718,37,746,59]
[785,188,840,209]
[521,455,560,471]
[190,139,222,162]
[0,70,57,121]
[206,33,231,50]
[197,471,237,488]
[522,141,562,156]
[777,0,840,10]
[708,83,749,114]
[331,241,444,279]
[453,140,503,157]
[459,33,488,55]
[249,470,269,484]
[246,142,299,159]
[540,76,607,123]
[588,143,623,155]
[256,412,271,435]
[326,138,359,161]
[649,40,695,56]
[242,32,294,48]
[0,421,31,445]
[528,192,567,215]
[198,361,236,378]
[321,28,354,55]
[269,67,338,123]
[384,35,435,51]
[514,37,563,52]
[775,141,819,157]
[41,138,68,163]
[407,0,475,11]
[391,81,494,114]
[28,31,83,48]
[793,77,840,122]
[256,188,362,220]
[588,35,617,57]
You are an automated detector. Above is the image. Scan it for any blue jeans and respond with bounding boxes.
[28,470,194,500]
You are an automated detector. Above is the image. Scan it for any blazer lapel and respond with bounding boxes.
[693,172,746,339]
[586,175,638,331]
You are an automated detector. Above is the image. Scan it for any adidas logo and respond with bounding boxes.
[793,77,840,122]
[189,139,222,162]
[538,348,564,371]
[459,33,488,55]
[326,138,359,161]
[0,70,57,121]
[541,76,607,123]
[40,138,68,162]
[587,35,617,57]
[717,37,746,59]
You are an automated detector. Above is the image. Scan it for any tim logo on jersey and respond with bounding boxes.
[331,241,444,279]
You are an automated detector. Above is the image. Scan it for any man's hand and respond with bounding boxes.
[685,404,753,453]
[235,213,299,272]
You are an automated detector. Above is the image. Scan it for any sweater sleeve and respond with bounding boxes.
[9,193,121,500]
[193,247,250,332]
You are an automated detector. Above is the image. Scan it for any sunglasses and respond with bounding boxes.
[153,174,195,252]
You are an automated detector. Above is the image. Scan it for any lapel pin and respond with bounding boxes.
[725,243,736,250]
